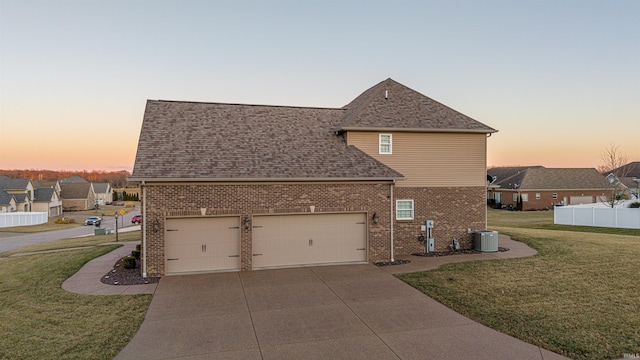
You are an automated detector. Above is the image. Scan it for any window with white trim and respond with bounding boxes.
[513,193,518,202]
[379,134,392,154]
[396,200,414,220]
[522,193,529,202]
[536,193,541,200]
[552,193,558,199]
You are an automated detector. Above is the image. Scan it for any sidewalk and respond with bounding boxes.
[61,241,157,295]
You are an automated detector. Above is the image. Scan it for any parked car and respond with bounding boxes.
[85,216,101,226]
[131,215,142,224]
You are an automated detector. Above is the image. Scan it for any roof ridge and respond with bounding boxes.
[150,99,345,111]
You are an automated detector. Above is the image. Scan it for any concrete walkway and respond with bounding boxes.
[61,241,157,295]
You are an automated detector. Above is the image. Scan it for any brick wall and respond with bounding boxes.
[143,183,393,276]
[395,187,487,253]
[142,183,487,276]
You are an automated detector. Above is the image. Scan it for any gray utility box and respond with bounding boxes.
[474,230,499,252]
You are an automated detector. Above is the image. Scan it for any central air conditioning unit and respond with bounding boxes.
[474,230,499,252]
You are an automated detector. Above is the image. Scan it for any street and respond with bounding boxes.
[0,211,141,253]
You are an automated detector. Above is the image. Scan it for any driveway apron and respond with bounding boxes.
[116,264,569,360]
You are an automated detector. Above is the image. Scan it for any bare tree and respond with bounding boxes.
[599,143,630,207]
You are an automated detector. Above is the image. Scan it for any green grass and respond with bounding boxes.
[399,210,640,360]
[0,232,150,359]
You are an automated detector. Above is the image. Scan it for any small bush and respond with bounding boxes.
[122,256,136,269]
[630,202,640,208]
[136,244,141,252]
[54,217,75,224]
[131,250,140,259]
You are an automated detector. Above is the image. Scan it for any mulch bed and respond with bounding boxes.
[411,247,510,257]
[375,247,510,266]
[101,256,160,285]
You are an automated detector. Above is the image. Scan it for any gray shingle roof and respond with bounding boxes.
[93,183,110,193]
[495,168,613,190]
[130,101,404,181]
[339,78,496,133]
[0,176,30,191]
[60,182,92,199]
[130,79,495,181]
[0,190,16,206]
[34,187,55,202]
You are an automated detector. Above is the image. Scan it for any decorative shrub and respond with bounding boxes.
[131,250,141,259]
[630,202,640,208]
[136,244,141,252]
[54,217,75,224]
[122,256,136,269]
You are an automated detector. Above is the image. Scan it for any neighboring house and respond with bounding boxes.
[609,161,640,200]
[0,191,17,213]
[487,167,614,210]
[129,78,497,277]
[93,183,113,205]
[0,176,34,212]
[60,182,97,211]
[60,176,88,183]
[33,187,63,216]
[33,180,63,217]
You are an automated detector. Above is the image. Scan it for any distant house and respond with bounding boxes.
[33,180,63,216]
[0,176,34,212]
[487,167,614,210]
[60,182,97,211]
[0,191,17,213]
[60,176,88,183]
[608,161,640,200]
[93,183,113,205]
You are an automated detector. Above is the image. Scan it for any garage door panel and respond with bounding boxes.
[165,217,240,274]
[252,213,367,269]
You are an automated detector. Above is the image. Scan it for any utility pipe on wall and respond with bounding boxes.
[390,181,395,262]
[142,181,147,278]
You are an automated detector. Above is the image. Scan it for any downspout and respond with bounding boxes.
[142,181,147,278]
[390,181,395,262]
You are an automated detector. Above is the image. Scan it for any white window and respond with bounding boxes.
[396,200,414,220]
[522,193,528,202]
[536,193,541,200]
[379,134,392,154]
[552,193,558,199]
[513,193,518,202]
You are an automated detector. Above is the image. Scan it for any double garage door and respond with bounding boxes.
[165,213,367,274]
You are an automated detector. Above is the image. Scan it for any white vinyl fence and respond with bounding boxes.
[0,212,48,228]
[554,206,640,229]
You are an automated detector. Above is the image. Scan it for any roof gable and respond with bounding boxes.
[339,78,496,133]
[131,100,403,181]
[34,187,56,202]
[0,176,32,191]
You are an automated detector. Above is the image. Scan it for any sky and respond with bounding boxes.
[1,0,638,172]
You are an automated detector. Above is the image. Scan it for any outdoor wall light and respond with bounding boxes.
[152,219,160,233]
[372,212,379,224]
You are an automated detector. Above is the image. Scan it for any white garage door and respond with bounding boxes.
[252,213,367,269]
[165,217,240,274]
[570,196,594,205]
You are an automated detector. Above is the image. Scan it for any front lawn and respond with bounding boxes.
[398,210,640,360]
[0,233,151,359]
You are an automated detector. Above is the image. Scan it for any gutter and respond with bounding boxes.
[339,127,498,134]
[127,177,404,183]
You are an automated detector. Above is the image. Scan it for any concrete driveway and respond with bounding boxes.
[116,264,568,360]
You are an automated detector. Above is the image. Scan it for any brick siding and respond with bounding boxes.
[143,183,487,276]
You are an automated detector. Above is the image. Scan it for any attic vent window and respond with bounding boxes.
[385,90,388,100]
[379,134,392,154]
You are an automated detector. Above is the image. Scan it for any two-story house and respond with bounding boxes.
[0,176,34,212]
[129,79,497,277]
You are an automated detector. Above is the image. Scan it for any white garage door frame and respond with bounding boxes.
[251,212,368,270]
[164,215,241,275]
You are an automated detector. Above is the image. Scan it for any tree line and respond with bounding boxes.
[0,169,132,188]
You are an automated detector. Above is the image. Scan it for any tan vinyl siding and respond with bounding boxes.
[347,132,487,187]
